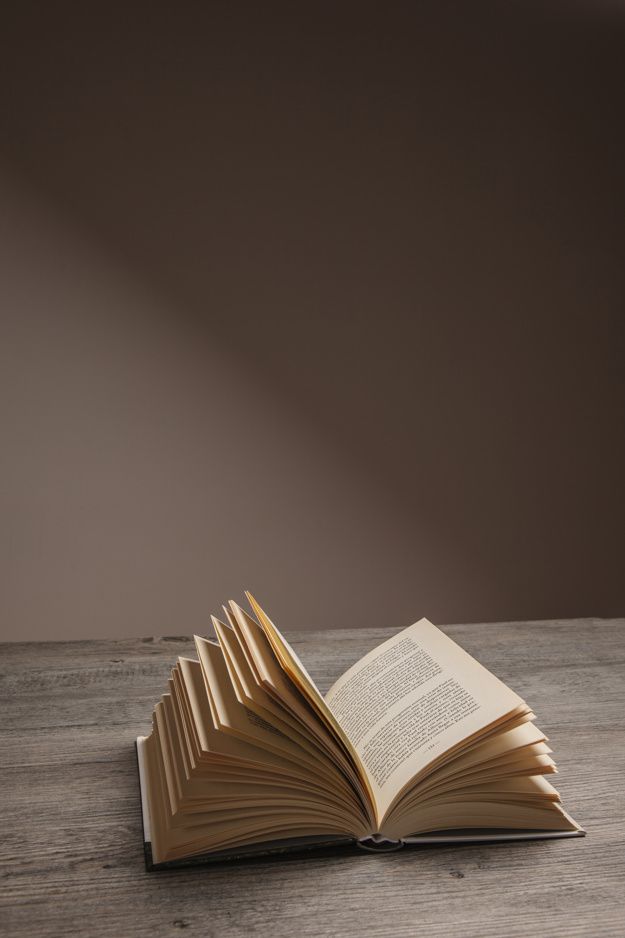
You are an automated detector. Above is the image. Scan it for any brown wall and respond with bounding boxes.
[1,2,624,641]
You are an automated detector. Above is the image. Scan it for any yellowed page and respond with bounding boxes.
[387,725,556,819]
[381,797,578,841]
[172,656,370,830]
[229,598,374,817]
[195,635,314,761]
[212,619,248,706]
[143,729,364,864]
[213,616,354,778]
[245,592,359,746]
[325,618,524,823]
[245,592,376,808]
[213,616,316,741]
[227,602,323,724]
[177,657,317,773]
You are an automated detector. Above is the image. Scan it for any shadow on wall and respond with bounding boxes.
[0,173,480,641]
[1,1,624,640]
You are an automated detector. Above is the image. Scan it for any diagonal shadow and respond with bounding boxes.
[1,2,624,625]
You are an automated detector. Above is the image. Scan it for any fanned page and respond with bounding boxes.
[138,596,582,866]
[325,618,527,823]
[246,592,377,810]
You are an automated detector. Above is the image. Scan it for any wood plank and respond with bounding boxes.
[1,619,623,937]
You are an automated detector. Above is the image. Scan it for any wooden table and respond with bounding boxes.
[2,619,624,937]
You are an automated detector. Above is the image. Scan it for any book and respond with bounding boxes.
[137,593,583,870]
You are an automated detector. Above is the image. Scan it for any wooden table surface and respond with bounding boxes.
[1,618,624,937]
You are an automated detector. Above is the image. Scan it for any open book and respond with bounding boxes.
[137,593,583,869]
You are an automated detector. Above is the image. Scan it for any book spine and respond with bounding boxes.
[357,835,403,853]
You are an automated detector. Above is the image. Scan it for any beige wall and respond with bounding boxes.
[1,2,624,641]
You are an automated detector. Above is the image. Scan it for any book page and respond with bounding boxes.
[195,635,320,766]
[213,617,350,770]
[243,593,377,815]
[325,618,524,823]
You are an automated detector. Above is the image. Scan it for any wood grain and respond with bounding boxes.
[1,619,623,937]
